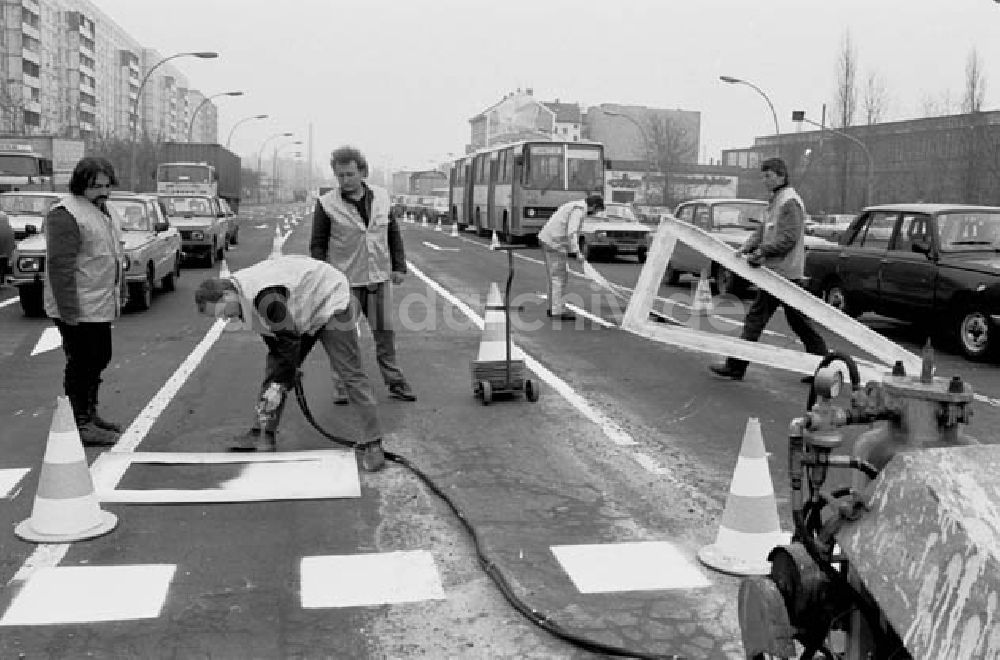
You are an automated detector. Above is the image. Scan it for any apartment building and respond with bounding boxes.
[0,0,214,141]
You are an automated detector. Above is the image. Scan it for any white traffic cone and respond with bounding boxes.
[435,217,443,232]
[450,223,459,238]
[15,396,118,542]
[421,214,428,228]
[270,225,282,258]
[697,418,789,576]
[490,230,500,250]
[691,268,713,316]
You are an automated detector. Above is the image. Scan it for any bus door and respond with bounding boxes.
[462,160,474,227]
[486,151,499,234]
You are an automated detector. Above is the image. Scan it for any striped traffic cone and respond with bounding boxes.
[490,231,500,250]
[697,418,789,576]
[15,396,118,543]
[450,222,459,238]
[435,217,443,232]
[691,268,713,317]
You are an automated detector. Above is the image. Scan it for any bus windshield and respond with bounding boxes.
[523,144,603,191]
[0,155,40,176]
[566,145,603,191]
[158,165,213,183]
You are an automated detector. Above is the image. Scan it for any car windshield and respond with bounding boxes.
[599,204,639,223]
[106,200,149,231]
[161,196,213,217]
[0,154,40,176]
[713,202,766,230]
[937,212,1000,250]
[0,194,59,215]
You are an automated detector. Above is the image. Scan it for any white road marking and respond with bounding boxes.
[551,541,711,593]
[0,565,176,625]
[300,551,445,608]
[535,294,615,328]
[0,468,30,498]
[30,327,61,356]
[421,241,459,252]
[0,297,18,309]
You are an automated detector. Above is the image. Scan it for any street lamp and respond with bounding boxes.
[256,132,293,203]
[602,108,655,205]
[225,113,268,149]
[792,110,874,206]
[719,75,780,138]
[272,140,303,203]
[130,51,218,190]
[187,90,243,142]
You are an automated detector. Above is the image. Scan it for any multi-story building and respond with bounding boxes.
[542,100,582,141]
[0,0,215,141]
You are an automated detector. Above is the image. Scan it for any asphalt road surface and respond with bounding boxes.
[0,204,997,659]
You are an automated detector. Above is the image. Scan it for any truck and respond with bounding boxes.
[0,135,86,193]
[154,142,241,212]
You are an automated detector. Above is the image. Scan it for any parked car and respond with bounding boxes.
[158,194,226,267]
[578,201,652,262]
[0,210,12,281]
[666,198,834,296]
[805,203,1000,360]
[218,197,239,246]
[105,193,183,311]
[806,213,857,243]
[0,191,62,240]
[9,194,182,316]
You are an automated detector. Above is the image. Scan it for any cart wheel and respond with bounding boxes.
[480,381,492,405]
[525,379,539,402]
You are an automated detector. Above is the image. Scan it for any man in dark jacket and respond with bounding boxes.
[45,157,124,445]
[709,157,828,381]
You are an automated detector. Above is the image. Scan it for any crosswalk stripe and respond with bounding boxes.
[30,327,61,356]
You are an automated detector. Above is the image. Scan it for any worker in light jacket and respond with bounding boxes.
[537,194,605,321]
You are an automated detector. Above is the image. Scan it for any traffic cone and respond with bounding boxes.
[15,396,118,543]
[421,214,428,228]
[450,222,459,238]
[475,282,523,363]
[435,217,443,232]
[490,230,500,250]
[270,225,282,258]
[691,268,713,316]
[697,417,788,576]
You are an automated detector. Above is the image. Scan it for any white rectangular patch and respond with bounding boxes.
[94,450,360,503]
[300,550,445,608]
[0,564,175,625]
[0,468,30,497]
[551,541,711,594]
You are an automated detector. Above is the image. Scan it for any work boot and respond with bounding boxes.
[388,382,416,402]
[333,383,349,406]
[75,415,119,446]
[359,439,386,472]
[708,363,745,381]
[228,428,277,452]
[88,384,123,433]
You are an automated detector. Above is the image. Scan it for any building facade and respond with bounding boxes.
[0,0,216,141]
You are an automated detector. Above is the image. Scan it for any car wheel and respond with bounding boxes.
[205,244,216,268]
[231,227,239,245]
[18,285,44,317]
[637,248,647,264]
[822,281,859,318]
[580,238,595,261]
[217,239,226,260]
[955,308,994,360]
[162,255,180,292]
[128,269,153,312]
[663,265,681,285]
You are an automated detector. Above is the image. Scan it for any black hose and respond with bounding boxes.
[292,375,685,659]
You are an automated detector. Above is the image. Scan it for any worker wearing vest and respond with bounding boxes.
[709,157,828,381]
[537,194,605,321]
[309,146,415,405]
[194,255,387,471]
[45,157,125,446]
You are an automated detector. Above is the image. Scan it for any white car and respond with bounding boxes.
[577,202,652,262]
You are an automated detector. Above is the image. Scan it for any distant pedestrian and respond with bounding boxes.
[194,255,386,470]
[709,157,828,381]
[309,146,416,404]
[45,156,125,445]
[537,194,604,321]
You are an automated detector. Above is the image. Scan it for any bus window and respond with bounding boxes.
[490,152,501,183]
[524,144,563,189]
[567,146,603,191]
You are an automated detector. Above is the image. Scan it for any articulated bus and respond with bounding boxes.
[449,140,605,242]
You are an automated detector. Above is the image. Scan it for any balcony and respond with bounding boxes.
[79,120,94,132]
[22,72,40,88]
[21,48,40,65]
[79,79,95,95]
[21,22,40,41]
[24,100,41,114]
[24,0,40,13]
[79,62,95,78]
[79,101,95,114]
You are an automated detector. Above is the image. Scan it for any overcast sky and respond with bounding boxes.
[93,0,1000,179]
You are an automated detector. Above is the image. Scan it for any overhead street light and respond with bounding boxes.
[257,132,293,203]
[187,90,244,142]
[130,51,218,190]
[272,140,303,203]
[225,114,268,149]
[792,110,874,206]
[602,108,655,205]
[720,75,781,153]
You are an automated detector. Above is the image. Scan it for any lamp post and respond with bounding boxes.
[275,151,303,201]
[272,140,302,203]
[602,108,655,205]
[720,75,781,158]
[792,110,874,206]
[256,132,293,203]
[225,113,268,149]
[130,51,218,190]
[187,90,243,142]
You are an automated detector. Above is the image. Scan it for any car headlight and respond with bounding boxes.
[526,208,535,217]
[17,256,42,272]
[191,230,205,240]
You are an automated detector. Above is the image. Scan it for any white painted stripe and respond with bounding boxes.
[551,541,711,593]
[0,297,18,309]
[300,551,445,608]
[728,457,777,498]
[30,327,62,356]
[408,262,637,447]
[0,468,30,498]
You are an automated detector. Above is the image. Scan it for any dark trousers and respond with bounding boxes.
[329,283,406,389]
[726,284,828,375]
[54,320,112,419]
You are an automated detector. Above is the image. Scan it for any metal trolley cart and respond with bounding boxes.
[471,243,540,405]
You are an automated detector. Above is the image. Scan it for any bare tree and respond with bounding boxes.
[920,90,956,118]
[833,30,858,128]
[862,71,889,125]
[644,115,697,207]
[962,47,987,113]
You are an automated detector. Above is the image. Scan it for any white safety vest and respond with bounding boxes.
[538,200,586,252]
[761,186,807,280]
[317,185,393,286]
